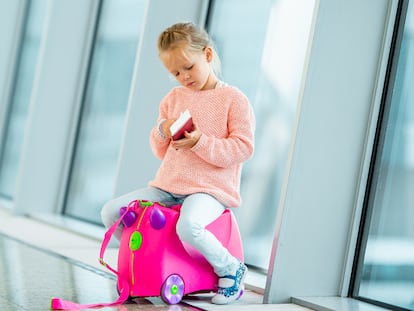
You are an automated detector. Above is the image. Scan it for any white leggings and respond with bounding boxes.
[100,186,239,276]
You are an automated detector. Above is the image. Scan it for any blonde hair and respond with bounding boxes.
[157,22,221,77]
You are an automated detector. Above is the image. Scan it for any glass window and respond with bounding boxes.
[353,1,414,310]
[208,0,316,269]
[63,0,146,224]
[0,0,48,199]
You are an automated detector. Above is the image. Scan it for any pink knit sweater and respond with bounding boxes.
[148,85,255,207]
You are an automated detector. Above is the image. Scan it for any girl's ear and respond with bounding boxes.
[204,46,213,63]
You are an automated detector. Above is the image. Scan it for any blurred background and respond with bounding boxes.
[0,0,413,309]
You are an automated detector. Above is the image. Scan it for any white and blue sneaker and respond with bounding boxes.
[212,262,247,305]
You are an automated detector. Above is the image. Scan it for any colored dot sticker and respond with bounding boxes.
[129,231,142,251]
[150,207,166,229]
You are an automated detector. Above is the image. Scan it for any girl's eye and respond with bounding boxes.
[172,65,193,77]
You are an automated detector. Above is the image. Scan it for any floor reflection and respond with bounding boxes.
[0,233,200,310]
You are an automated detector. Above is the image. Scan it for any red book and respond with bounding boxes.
[170,109,194,140]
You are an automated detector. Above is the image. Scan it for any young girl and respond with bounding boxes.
[101,22,255,305]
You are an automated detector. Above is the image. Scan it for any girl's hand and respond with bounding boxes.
[161,118,176,139]
[172,122,201,149]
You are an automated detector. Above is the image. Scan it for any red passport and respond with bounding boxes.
[170,109,194,140]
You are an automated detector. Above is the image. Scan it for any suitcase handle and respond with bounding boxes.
[50,200,139,310]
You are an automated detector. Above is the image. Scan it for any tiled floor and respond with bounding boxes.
[0,207,313,311]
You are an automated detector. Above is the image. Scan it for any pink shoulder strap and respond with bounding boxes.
[50,202,136,310]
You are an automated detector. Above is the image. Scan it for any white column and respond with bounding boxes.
[264,0,396,303]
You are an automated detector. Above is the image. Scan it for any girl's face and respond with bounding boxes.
[160,45,217,91]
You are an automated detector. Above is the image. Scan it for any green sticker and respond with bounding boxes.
[140,200,154,207]
[129,231,142,251]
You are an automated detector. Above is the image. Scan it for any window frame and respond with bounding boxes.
[13,0,100,215]
[349,0,412,310]
[0,1,30,201]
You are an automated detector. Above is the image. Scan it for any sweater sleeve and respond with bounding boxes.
[149,97,171,160]
[191,94,255,168]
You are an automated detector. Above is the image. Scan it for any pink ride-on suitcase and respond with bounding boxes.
[117,199,244,304]
[51,199,244,309]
